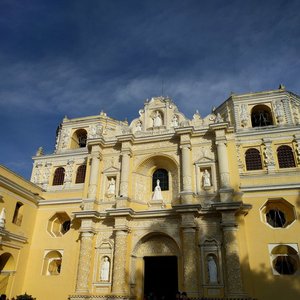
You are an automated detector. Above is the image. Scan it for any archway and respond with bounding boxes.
[0,253,15,295]
[131,232,181,300]
[134,155,179,205]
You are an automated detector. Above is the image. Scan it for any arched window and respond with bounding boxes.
[251,105,273,127]
[271,245,299,275]
[53,167,65,186]
[76,129,87,148]
[42,251,62,275]
[75,165,86,183]
[12,202,23,226]
[152,169,169,191]
[277,145,296,168]
[245,148,263,170]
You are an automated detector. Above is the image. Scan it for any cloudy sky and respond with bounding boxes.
[1,0,300,179]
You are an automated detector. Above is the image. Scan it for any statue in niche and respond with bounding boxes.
[100,256,110,281]
[107,178,116,196]
[0,208,6,229]
[153,111,162,127]
[171,115,179,127]
[152,179,163,200]
[202,169,211,187]
[207,255,218,284]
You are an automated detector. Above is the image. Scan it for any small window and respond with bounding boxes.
[277,145,296,168]
[42,251,62,276]
[12,202,23,226]
[245,148,263,170]
[53,167,65,186]
[47,212,71,237]
[152,169,169,191]
[251,105,273,127]
[75,165,86,183]
[270,245,299,275]
[261,199,296,228]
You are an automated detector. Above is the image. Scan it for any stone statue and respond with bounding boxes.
[171,115,179,127]
[107,178,116,195]
[153,111,162,127]
[274,100,285,123]
[240,104,249,127]
[100,256,110,281]
[215,113,223,123]
[89,123,103,138]
[207,255,218,283]
[203,169,211,187]
[152,179,163,200]
[135,120,142,132]
[0,208,6,229]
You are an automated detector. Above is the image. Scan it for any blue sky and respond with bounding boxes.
[1,0,300,179]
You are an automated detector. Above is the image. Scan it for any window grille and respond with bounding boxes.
[277,145,296,168]
[75,165,86,183]
[53,167,65,185]
[266,209,286,228]
[245,148,263,170]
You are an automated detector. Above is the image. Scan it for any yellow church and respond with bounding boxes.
[1,85,300,300]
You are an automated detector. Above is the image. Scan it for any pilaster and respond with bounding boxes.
[181,214,198,297]
[221,212,246,298]
[112,219,129,296]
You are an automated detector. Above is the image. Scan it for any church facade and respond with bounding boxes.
[1,86,300,300]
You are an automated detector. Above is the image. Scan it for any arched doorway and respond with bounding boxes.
[131,233,181,300]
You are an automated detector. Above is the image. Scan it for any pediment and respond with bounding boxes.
[102,166,119,174]
[194,156,214,164]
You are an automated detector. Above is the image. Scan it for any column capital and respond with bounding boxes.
[180,143,191,150]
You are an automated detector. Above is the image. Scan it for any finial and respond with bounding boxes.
[36,147,44,156]
[279,84,285,90]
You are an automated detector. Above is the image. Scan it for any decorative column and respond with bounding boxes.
[119,151,130,198]
[216,139,230,188]
[75,230,95,293]
[112,227,129,295]
[262,138,276,173]
[83,145,101,210]
[180,144,193,203]
[221,213,245,298]
[181,214,198,298]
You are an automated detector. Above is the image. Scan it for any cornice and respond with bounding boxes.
[236,125,300,138]
[33,148,89,160]
[0,228,28,245]
[38,198,82,206]
[240,183,300,192]
[0,175,42,204]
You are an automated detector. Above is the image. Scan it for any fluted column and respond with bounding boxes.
[112,229,128,295]
[181,144,193,203]
[222,213,245,298]
[75,231,94,293]
[119,151,130,197]
[216,139,230,188]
